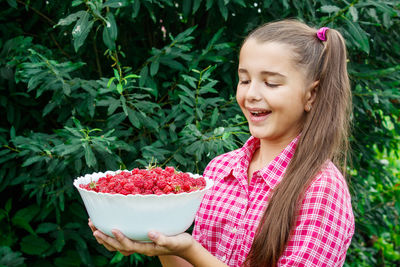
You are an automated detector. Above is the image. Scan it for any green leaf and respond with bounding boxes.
[20,235,51,255]
[320,5,340,14]
[182,0,191,18]
[217,0,228,20]
[344,18,370,54]
[36,222,58,234]
[107,112,126,128]
[210,107,219,126]
[10,126,15,139]
[113,68,120,80]
[5,198,12,213]
[139,65,148,87]
[125,74,140,79]
[72,0,84,7]
[233,0,246,7]
[0,246,25,266]
[192,0,202,14]
[22,155,44,167]
[83,142,97,168]
[55,231,65,252]
[349,6,358,22]
[117,83,123,94]
[6,0,17,8]
[12,205,40,235]
[178,84,195,98]
[131,0,140,19]
[55,11,86,27]
[107,98,121,115]
[110,251,124,264]
[206,0,214,10]
[12,205,39,224]
[103,0,128,8]
[150,60,159,76]
[72,11,94,52]
[120,95,128,115]
[102,12,118,50]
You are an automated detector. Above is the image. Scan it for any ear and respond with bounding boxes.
[304,80,319,112]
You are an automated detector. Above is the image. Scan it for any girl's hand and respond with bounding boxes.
[88,218,194,257]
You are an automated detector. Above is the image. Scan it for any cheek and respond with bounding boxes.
[236,86,245,105]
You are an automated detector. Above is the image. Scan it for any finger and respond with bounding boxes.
[111,230,139,250]
[99,240,117,251]
[111,229,167,256]
[88,219,97,232]
[149,231,194,256]
[94,230,125,251]
[148,231,166,246]
[120,250,134,256]
[102,242,117,252]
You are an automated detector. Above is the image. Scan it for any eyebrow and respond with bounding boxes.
[238,68,286,78]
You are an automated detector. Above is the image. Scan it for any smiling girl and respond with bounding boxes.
[89,19,355,267]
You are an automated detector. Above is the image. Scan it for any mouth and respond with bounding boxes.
[249,109,272,117]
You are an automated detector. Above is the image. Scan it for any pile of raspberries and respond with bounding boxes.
[79,166,207,195]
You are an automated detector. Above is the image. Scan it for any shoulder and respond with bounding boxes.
[280,161,355,265]
[305,161,351,201]
[301,161,354,228]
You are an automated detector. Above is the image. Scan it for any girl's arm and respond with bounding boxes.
[89,219,228,267]
[157,237,229,267]
[158,255,192,267]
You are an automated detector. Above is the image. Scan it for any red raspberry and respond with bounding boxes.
[124,183,136,191]
[165,166,175,173]
[157,179,167,190]
[133,177,144,188]
[153,167,163,174]
[119,189,130,195]
[163,185,174,194]
[182,182,191,192]
[143,179,155,190]
[80,167,207,195]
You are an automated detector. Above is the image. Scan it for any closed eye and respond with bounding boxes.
[265,82,280,88]
[240,80,250,85]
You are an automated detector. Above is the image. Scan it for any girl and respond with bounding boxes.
[89,19,355,266]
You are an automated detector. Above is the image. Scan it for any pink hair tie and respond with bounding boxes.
[317,27,329,41]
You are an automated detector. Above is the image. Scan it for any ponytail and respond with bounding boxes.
[244,20,352,266]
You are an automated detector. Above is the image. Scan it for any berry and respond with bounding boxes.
[80,166,207,196]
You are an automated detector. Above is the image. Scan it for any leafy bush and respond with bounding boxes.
[0,0,399,266]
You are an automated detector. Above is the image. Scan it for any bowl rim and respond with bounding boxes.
[73,170,214,199]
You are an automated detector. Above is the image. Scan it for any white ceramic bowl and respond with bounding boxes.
[73,170,213,241]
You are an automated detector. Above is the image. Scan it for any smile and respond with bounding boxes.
[250,110,271,116]
[248,108,272,121]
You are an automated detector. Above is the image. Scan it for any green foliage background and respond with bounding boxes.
[0,0,399,266]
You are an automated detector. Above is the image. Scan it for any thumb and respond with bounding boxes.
[148,231,167,246]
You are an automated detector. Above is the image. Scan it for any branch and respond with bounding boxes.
[16,0,56,25]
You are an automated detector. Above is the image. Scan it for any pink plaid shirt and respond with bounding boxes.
[192,136,354,266]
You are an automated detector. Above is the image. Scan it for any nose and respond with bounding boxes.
[246,81,262,102]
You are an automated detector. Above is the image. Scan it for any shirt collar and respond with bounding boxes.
[258,136,298,189]
[229,135,299,189]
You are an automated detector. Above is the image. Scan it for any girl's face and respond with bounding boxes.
[237,39,315,143]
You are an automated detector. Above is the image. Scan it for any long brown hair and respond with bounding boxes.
[244,20,352,266]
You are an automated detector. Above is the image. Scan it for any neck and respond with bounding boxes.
[257,134,297,166]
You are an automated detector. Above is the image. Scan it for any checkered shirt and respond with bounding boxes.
[192,136,354,266]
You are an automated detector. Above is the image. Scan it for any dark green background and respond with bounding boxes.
[0,0,399,266]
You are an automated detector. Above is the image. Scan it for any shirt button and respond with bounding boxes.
[221,255,226,261]
[232,227,237,233]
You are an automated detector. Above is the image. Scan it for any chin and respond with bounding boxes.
[249,129,271,140]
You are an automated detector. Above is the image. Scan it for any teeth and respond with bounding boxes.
[251,110,269,114]
[250,109,271,117]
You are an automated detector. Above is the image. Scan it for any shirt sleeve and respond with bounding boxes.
[278,168,355,267]
[191,157,217,242]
